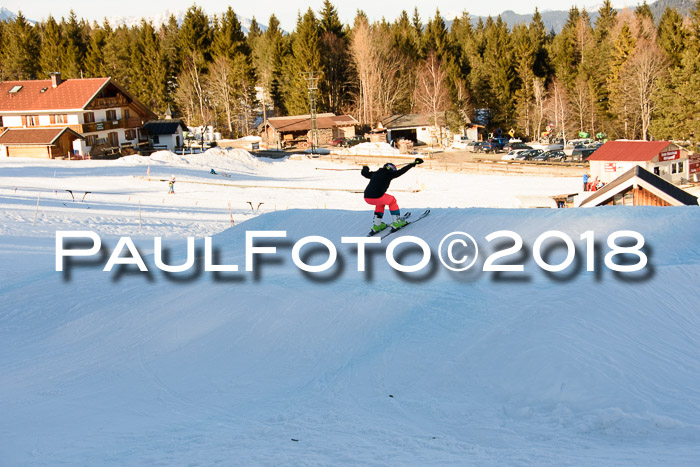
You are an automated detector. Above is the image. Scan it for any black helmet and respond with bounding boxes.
[383,162,397,171]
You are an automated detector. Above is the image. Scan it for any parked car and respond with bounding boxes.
[451,138,478,151]
[503,141,532,152]
[474,141,497,153]
[501,148,530,160]
[535,150,567,161]
[489,138,509,152]
[515,149,544,160]
[342,136,366,147]
[330,137,346,147]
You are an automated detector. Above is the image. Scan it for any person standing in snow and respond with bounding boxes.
[168,176,176,194]
[361,158,423,234]
[583,172,589,191]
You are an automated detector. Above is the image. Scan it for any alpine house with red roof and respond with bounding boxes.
[0,73,156,158]
[586,140,692,185]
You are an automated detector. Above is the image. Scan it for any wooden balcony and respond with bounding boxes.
[87,95,129,110]
[79,117,142,134]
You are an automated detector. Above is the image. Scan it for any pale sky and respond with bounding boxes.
[2,0,638,30]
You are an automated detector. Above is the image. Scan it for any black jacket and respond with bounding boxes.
[361,164,414,198]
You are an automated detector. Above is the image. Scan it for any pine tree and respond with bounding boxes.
[212,7,249,60]
[83,23,107,77]
[102,24,132,87]
[62,10,87,78]
[482,16,516,128]
[248,17,262,40]
[2,12,41,79]
[159,15,181,105]
[550,6,582,88]
[281,8,322,115]
[318,0,349,113]
[130,20,168,113]
[178,5,213,66]
[657,7,687,68]
[39,16,65,77]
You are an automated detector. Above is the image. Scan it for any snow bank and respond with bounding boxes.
[148,147,269,173]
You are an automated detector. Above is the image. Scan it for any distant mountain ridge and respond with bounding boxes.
[472,0,695,32]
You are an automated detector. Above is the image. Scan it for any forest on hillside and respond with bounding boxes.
[0,0,699,144]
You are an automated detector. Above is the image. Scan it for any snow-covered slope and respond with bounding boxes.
[1,205,699,464]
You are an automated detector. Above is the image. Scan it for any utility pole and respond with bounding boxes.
[302,71,320,152]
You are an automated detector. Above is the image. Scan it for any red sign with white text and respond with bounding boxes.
[659,150,680,161]
[605,163,617,172]
[690,155,700,174]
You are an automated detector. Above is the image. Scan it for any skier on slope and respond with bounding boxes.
[362,158,424,234]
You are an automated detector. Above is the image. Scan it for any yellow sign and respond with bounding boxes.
[508,128,515,137]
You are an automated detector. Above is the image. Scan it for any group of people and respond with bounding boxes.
[582,173,604,192]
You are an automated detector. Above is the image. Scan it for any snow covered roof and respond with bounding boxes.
[0,127,84,145]
[580,165,698,207]
[586,141,676,162]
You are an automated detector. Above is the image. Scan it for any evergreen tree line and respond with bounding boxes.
[0,0,698,143]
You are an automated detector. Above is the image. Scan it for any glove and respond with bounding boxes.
[414,158,424,165]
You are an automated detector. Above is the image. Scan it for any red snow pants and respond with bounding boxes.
[364,194,399,213]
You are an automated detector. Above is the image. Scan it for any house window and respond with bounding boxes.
[671,163,677,174]
[54,114,67,124]
[85,135,98,146]
[125,129,137,140]
[152,135,160,144]
[106,109,117,121]
[108,132,119,147]
[678,162,684,173]
[26,115,38,126]
[84,112,95,124]
[654,166,660,175]
[123,108,130,119]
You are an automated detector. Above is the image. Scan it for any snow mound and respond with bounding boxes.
[149,147,269,173]
[342,142,401,156]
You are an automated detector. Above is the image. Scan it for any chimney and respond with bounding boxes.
[50,72,63,88]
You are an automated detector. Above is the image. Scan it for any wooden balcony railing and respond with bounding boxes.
[80,117,141,134]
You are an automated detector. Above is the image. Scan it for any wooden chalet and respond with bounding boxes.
[264,113,357,148]
[579,165,698,207]
[0,73,156,158]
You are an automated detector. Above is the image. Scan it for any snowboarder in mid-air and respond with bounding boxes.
[361,158,423,234]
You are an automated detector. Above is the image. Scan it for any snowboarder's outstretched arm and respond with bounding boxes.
[361,166,373,179]
[392,158,424,178]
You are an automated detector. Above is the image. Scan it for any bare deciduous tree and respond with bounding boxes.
[414,51,450,145]
[621,40,667,140]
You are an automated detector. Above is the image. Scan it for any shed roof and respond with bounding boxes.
[0,127,84,146]
[580,165,698,207]
[586,140,675,162]
[379,113,446,129]
[142,120,188,135]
